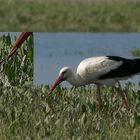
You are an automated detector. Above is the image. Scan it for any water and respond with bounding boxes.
[34,32,140,87]
[0,32,19,42]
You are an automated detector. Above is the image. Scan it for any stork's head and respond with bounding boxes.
[48,67,72,96]
[59,67,73,80]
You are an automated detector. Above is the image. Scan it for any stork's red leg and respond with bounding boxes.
[111,88,116,102]
[96,85,104,111]
[114,87,129,112]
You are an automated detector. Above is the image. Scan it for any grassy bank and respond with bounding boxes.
[0,0,140,32]
[0,84,140,139]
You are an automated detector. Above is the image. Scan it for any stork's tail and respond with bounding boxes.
[133,58,140,73]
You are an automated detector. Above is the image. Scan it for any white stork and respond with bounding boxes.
[48,56,140,111]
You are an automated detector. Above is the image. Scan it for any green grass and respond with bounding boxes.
[131,48,140,57]
[1,0,140,32]
[0,84,140,139]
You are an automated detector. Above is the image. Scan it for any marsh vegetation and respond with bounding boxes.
[0,84,140,139]
[1,0,140,32]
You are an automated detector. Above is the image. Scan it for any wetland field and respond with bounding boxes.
[0,33,140,139]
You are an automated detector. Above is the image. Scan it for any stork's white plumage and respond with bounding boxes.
[48,56,140,111]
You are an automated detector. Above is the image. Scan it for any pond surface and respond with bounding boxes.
[34,32,140,87]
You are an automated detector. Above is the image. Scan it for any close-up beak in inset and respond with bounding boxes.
[0,32,32,64]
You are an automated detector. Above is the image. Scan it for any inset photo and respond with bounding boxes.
[0,32,33,86]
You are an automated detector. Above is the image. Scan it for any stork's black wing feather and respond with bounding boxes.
[99,56,140,79]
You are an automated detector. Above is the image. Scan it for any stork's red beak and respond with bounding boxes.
[7,32,32,59]
[48,75,64,96]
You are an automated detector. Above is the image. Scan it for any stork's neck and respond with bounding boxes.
[66,72,84,87]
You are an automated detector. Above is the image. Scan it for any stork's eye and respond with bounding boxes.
[61,71,66,75]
